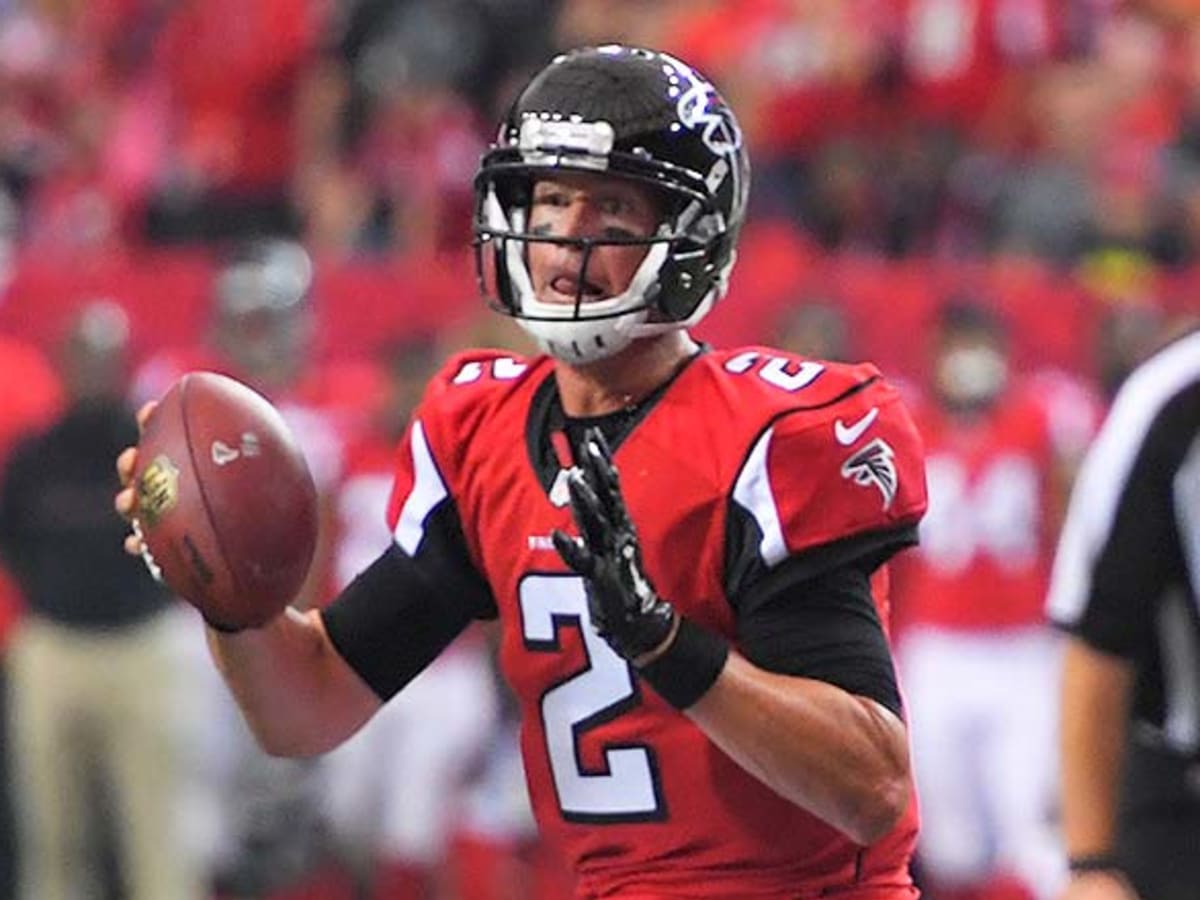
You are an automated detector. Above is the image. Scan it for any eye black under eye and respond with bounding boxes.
[602,227,637,240]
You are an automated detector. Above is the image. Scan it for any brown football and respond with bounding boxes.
[132,371,318,629]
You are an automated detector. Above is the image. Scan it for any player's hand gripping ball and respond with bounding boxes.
[130,371,318,630]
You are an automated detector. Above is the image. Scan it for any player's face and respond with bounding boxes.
[526,171,662,307]
[935,330,1008,411]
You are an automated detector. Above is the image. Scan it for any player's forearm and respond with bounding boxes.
[687,651,911,845]
[1059,639,1135,859]
[206,606,381,758]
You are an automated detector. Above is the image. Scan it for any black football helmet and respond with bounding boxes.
[474,45,750,363]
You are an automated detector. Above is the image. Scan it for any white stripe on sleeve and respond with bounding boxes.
[732,426,787,567]
[1176,433,1200,618]
[393,420,449,556]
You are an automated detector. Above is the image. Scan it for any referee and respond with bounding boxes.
[1047,324,1200,900]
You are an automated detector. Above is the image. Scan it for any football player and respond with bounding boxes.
[322,337,500,898]
[892,302,1101,900]
[118,45,929,898]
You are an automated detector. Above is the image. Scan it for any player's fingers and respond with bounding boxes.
[136,400,157,432]
[567,469,612,548]
[585,426,614,463]
[580,428,610,485]
[551,529,595,577]
[114,484,136,519]
[581,429,625,524]
[124,530,143,557]
[116,446,138,486]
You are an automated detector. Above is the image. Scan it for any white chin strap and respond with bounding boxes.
[520,308,647,364]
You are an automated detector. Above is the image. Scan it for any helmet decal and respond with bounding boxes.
[666,58,744,158]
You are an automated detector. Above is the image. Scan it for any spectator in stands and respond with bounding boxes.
[771,298,852,363]
[0,300,203,900]
[143,0,331,243]
[297,0,557,258]
[1094,302,1167,400]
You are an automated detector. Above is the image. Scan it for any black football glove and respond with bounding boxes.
[552,428,678,664]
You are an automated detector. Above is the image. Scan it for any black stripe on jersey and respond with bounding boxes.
[527,373,565,495]
[754,374,881,430]
[1059,378,1200,747]
[322,498,498,702]
[1062,379,1200,660]
[726,494,918,602]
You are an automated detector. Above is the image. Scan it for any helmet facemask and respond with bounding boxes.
[473,46,749,364]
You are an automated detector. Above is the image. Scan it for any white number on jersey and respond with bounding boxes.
[920,452,1040,573]
[724,351,825,392]
[520,574,665,822]
[452,357,528,384]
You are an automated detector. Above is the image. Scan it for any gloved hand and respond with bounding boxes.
[552,427,678,665]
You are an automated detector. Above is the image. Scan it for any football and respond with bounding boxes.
[132,371,318,630]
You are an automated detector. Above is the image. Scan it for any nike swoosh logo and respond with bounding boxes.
[834,408,879,446]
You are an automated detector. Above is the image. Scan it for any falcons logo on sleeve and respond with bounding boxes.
[840,438,898,509]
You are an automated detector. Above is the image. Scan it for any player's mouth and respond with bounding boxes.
[548,274,606,304]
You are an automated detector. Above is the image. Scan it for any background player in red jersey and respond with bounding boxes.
[892,302,1101,900]
[132,238,382,897]
[117,45,929,898]
[322,337,500,899]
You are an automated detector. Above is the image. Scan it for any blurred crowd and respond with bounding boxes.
[0,0,1198,268]
[0,1,1199,899]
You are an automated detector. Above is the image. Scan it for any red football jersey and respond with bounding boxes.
[385,347,928,898]
[895,373,1099,633]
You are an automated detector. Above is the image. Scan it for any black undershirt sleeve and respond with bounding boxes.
[321,544,481,701]
[321,496,498,701]
[730,526,918,719]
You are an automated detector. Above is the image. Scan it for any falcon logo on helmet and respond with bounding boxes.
[673,65,743,157]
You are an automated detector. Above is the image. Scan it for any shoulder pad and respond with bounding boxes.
[385,350,547,532]
[421,349,543,430]
[429,349,539,392]
[730,371,928,564]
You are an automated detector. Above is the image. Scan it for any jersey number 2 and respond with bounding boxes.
[520,575,666,822]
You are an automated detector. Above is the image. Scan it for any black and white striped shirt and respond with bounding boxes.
[1048,328,1200,756]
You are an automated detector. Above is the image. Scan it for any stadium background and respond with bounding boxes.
[0,1,1197,899]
